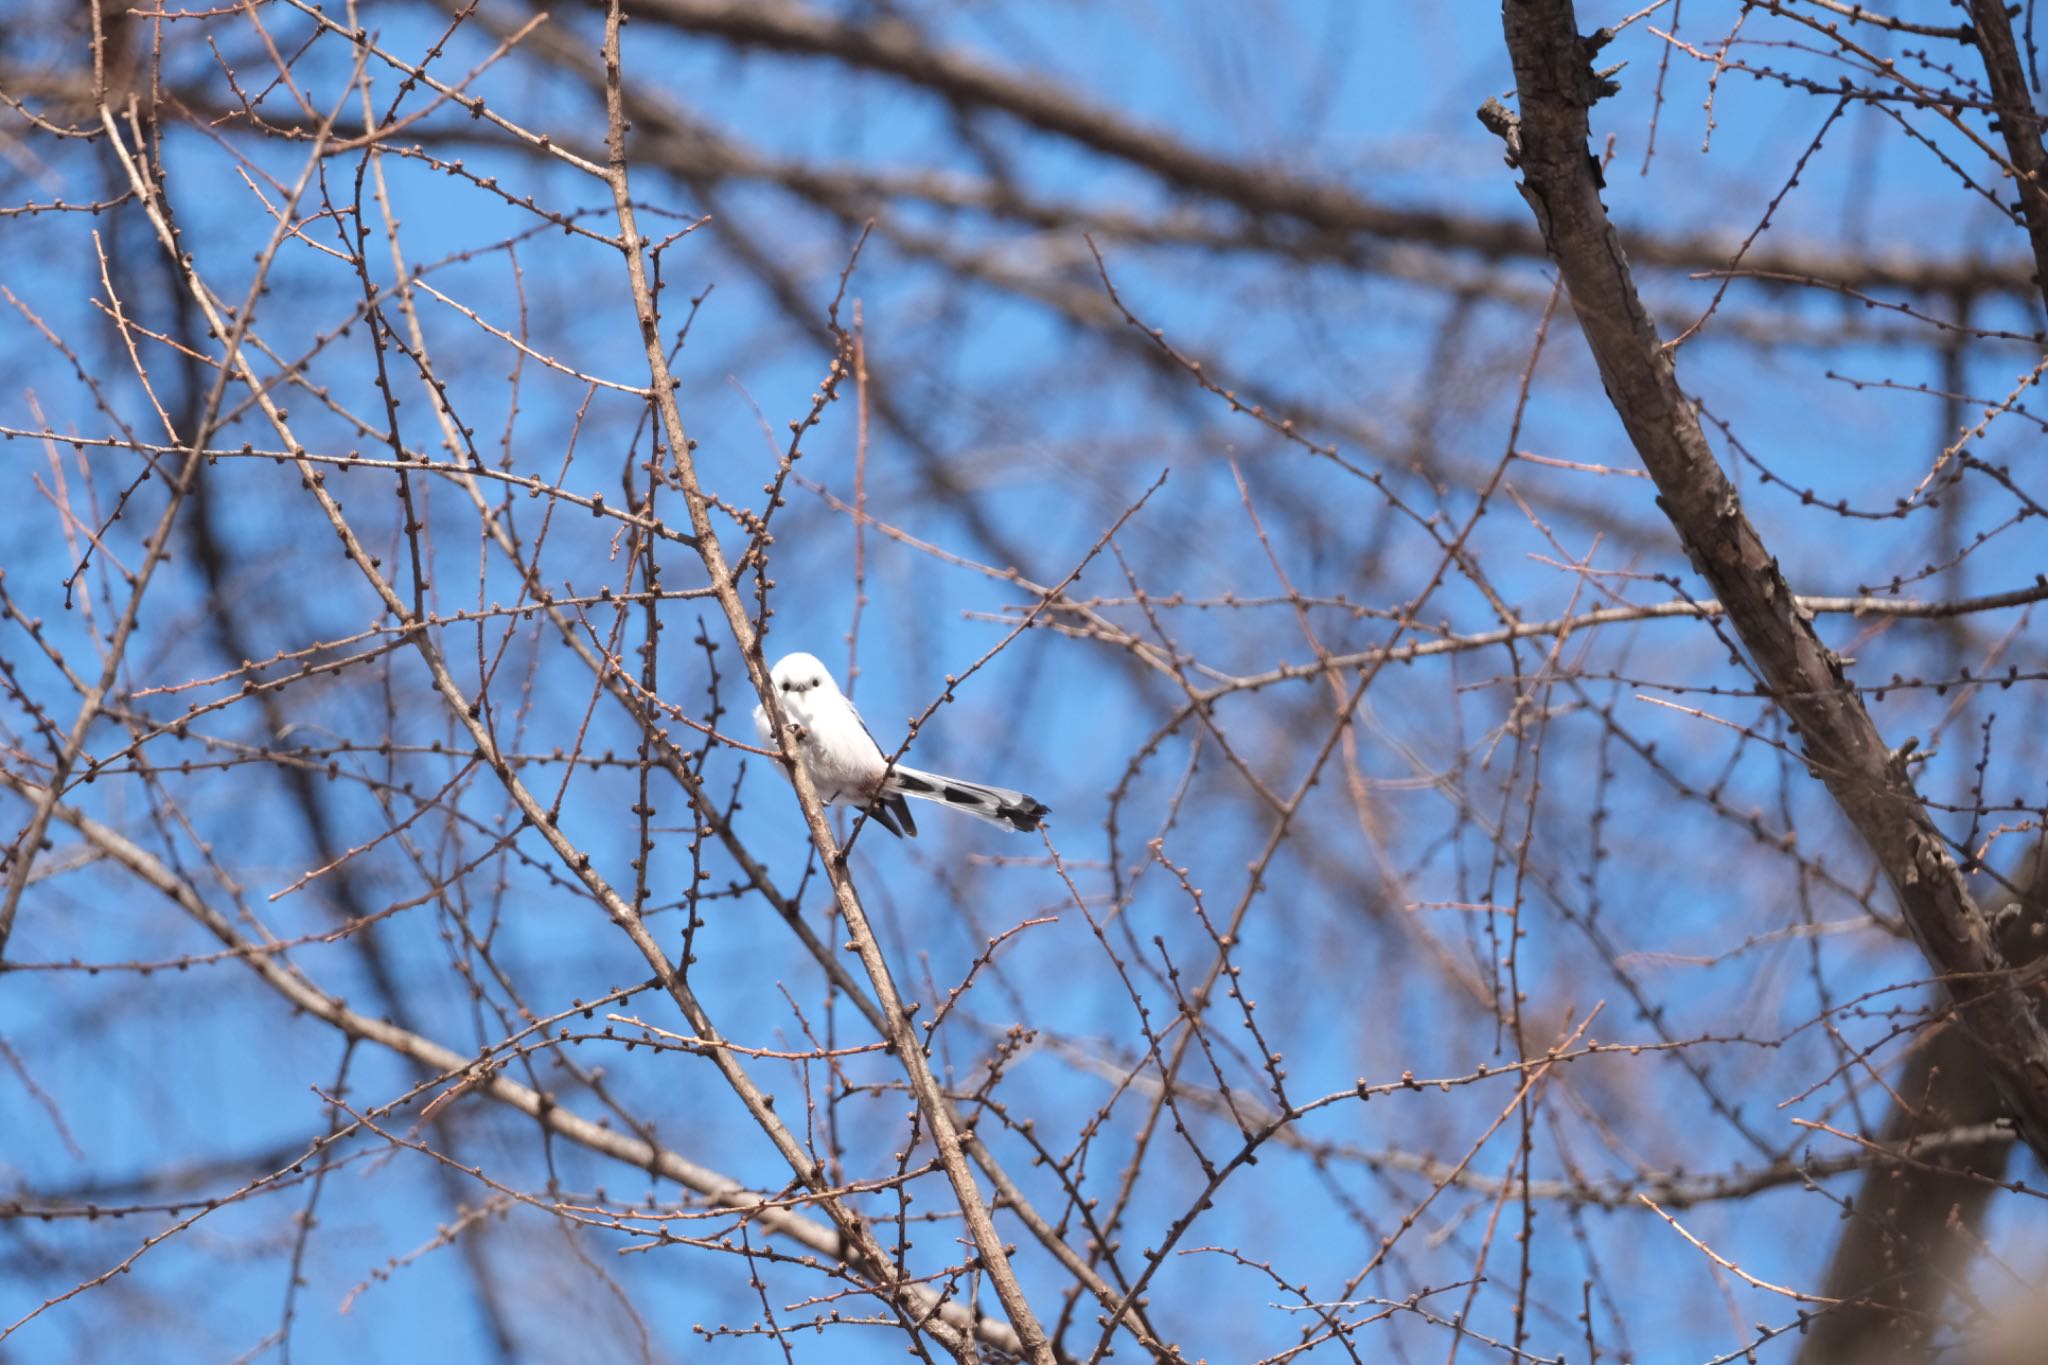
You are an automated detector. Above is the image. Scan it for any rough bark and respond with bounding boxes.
[1966,0,2048,313]
[1490,0,2048,1169]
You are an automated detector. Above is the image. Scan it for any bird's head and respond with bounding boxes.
[767,651,837,706]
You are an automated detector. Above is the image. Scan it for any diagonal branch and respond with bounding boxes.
[91,92,1009,1365]
[1488,0,2048,1166]
[1965,0,2048,314]
[0,767,1035,1358]
[594,5,1066,1360]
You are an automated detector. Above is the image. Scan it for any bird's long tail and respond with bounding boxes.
[882,765,1049,833]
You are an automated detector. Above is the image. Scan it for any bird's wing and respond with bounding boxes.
[848,700,887,758]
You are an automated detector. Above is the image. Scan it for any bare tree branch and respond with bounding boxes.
[1490,0,2048,1164]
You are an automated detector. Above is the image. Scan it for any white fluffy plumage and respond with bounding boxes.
[751,651,1048,838]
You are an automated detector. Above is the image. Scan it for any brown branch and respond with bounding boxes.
[0,767,1036,1356]
[1966,0,2048,313]
[91,82,1036,1365]
[595,4,1063,1359]
[1489,0,2048,1166]
[0,85,331,964]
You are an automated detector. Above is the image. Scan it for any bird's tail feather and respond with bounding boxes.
[860,792,917,838]
[884,765,1049,833]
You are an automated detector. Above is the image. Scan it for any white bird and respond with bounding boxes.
[752,651,1049,838]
